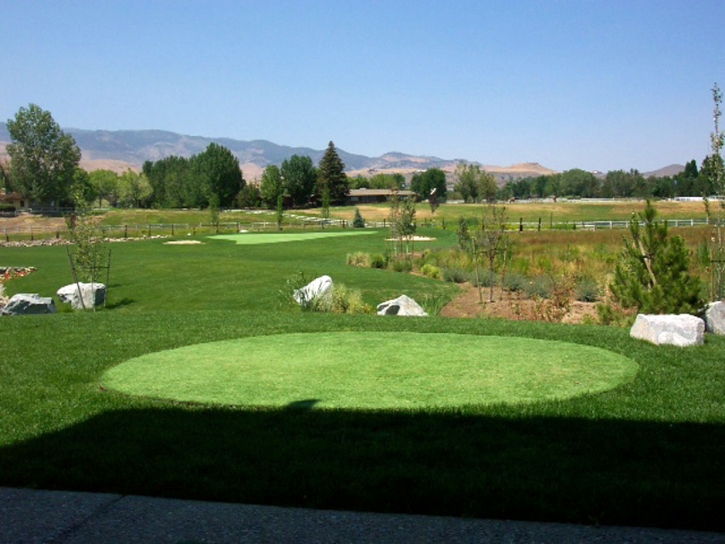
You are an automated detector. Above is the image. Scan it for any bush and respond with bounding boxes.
[370,253,387,269]
[311,283,372,314]
[346,252,370,267]
[524,276,552,299]
[443,268,469,284]
[503,273,528,292]
[353,207,365,228]
[420,264,441,279]
[575,278,600,302]
[391,259,413,273]
[471,271,496,288]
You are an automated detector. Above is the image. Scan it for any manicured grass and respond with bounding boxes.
[209,230,377,245]
[0,311,723,531]
[103,332,638,408]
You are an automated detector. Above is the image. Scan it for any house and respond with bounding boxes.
[0,189,27,211]
[347,189,416,205]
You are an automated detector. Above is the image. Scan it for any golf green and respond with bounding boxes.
[103,333,638,409]
[209,231,377,245]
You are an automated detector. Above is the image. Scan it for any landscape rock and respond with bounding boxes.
[377,295,428,317]
[703,301,725,335]
[630,314,705,347]
[293,275,333,307]
[0,293,57,316]
[57,283,107,310]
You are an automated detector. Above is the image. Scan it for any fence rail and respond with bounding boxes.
[0,217,717,243]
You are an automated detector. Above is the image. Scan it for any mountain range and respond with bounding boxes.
[0,122,681,181]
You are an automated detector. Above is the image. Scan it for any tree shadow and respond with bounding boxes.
[0,408,723,532]
[105,297,135,309]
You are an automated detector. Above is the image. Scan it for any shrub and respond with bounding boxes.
[353,207,366,228]
[503,273,528,292]
[525,276,552,299]
[346,252,370,267]
[420,264,441,279]
[391,259,412,273]
[470,271,496,288]
[312,283,372,314]
[443,267,469,284]
[370,253,387,269]
[575,278,601,302]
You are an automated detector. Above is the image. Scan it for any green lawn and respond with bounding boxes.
[1,226,724,532]
[103,333,638,408]
[209,230,377,245]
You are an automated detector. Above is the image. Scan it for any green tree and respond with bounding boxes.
[6,104,81,206]
[193,143,244,208]
[317,141,349,204]
[454,163,480,202]
[88,169,120,207]
[353,207,365,228]
[410,168,447,201]
[260,165,284,209]
[370,172,404,190]
[118,170,152,208]
[281,154,316,207]
[237,183,261,208]
[474,204,510,302]
[611,201,703,314]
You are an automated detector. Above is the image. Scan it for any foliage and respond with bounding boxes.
[276,195,284,230]
[118,170,152,208]
[353,207,365,228]
[454,163,496,203]
[457,216,471,250]
[194,143,245,208]
[410,168,447,201]
[260,165,284,209]
[65,183,108,284]
[281,154,316,207]
[370,253,387,269]
[237,183,262,208]
[346,252,371,267]
[6,104,81,205]
[316,141,349,204]
[443,267,469,283]
[88,169,120,207]
[420,263,441,279]
[610,201,703,314]
[575,277,601,302]
[474,204,511,302]
[707,83,725,301]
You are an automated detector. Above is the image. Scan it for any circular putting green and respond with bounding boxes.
[103,333,638,410]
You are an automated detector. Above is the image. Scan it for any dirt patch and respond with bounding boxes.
[440,283,598,324]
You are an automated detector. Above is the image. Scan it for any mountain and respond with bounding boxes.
[643,164,685,178]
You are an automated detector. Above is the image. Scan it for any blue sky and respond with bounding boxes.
[2,0,724,172]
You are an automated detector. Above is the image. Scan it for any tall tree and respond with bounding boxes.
[6,104,81,206]
[118,170,152,208]
[410,168,447,201]
[260,164,284,209]
[317,141,349,204]
[281,154,316,206]
[88,169,120,207]
[193,143,244,208]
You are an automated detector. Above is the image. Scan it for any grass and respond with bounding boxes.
[103,332,638,408]
[1,214,724,531]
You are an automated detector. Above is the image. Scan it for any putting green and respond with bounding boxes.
[209,231,377,245]
[103,333,638,409]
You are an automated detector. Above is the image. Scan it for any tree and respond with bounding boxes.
[88,169,120,207]
[281,154,316,206]
[474,204,510,302]
[237,183,261,208]
[410,168,447,201]
[353,207,365,228]
[610,201,703,314]
[260,165,283,209]
[454,163,496,203]
[559,168,599,198]
[317,141,349,204]
[6,104,81,206]
[0,159,12,191]
[118,170,152,208]
[193,143,244,208]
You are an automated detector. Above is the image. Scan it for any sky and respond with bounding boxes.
[2,0,724,172]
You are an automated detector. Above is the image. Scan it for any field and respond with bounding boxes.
[1,206,724,532]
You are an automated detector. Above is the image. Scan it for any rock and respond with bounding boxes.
[293,276,333,307]
[630,314,705,347]
[57,283,107,310]
[0,293,56,316]
[377,295,428,317]
[703,301,725,335]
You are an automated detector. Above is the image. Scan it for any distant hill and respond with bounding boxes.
[0,121,680,182]
[643,164,685,178]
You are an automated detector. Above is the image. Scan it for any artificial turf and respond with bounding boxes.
[103,332,638,409]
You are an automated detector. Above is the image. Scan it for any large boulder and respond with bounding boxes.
[377,295,428,317]
[0,293,56,316]
[57,282,106,310]
[703,301,725,335]
[293,276,333,307]
[630,314,705,347]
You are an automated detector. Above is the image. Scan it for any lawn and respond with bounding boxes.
[1,221,724,532]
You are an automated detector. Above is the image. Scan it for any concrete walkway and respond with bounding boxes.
[1,487,723,543]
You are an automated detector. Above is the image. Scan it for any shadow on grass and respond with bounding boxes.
[1,407,723,532]
[105,297,135,310]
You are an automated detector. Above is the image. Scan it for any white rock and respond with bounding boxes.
[703,301,725,335]
[0,293,57,316]
[57,282,106,310]
[293,276,333,307]
[630,314,705,347]
[377,295,428,317]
